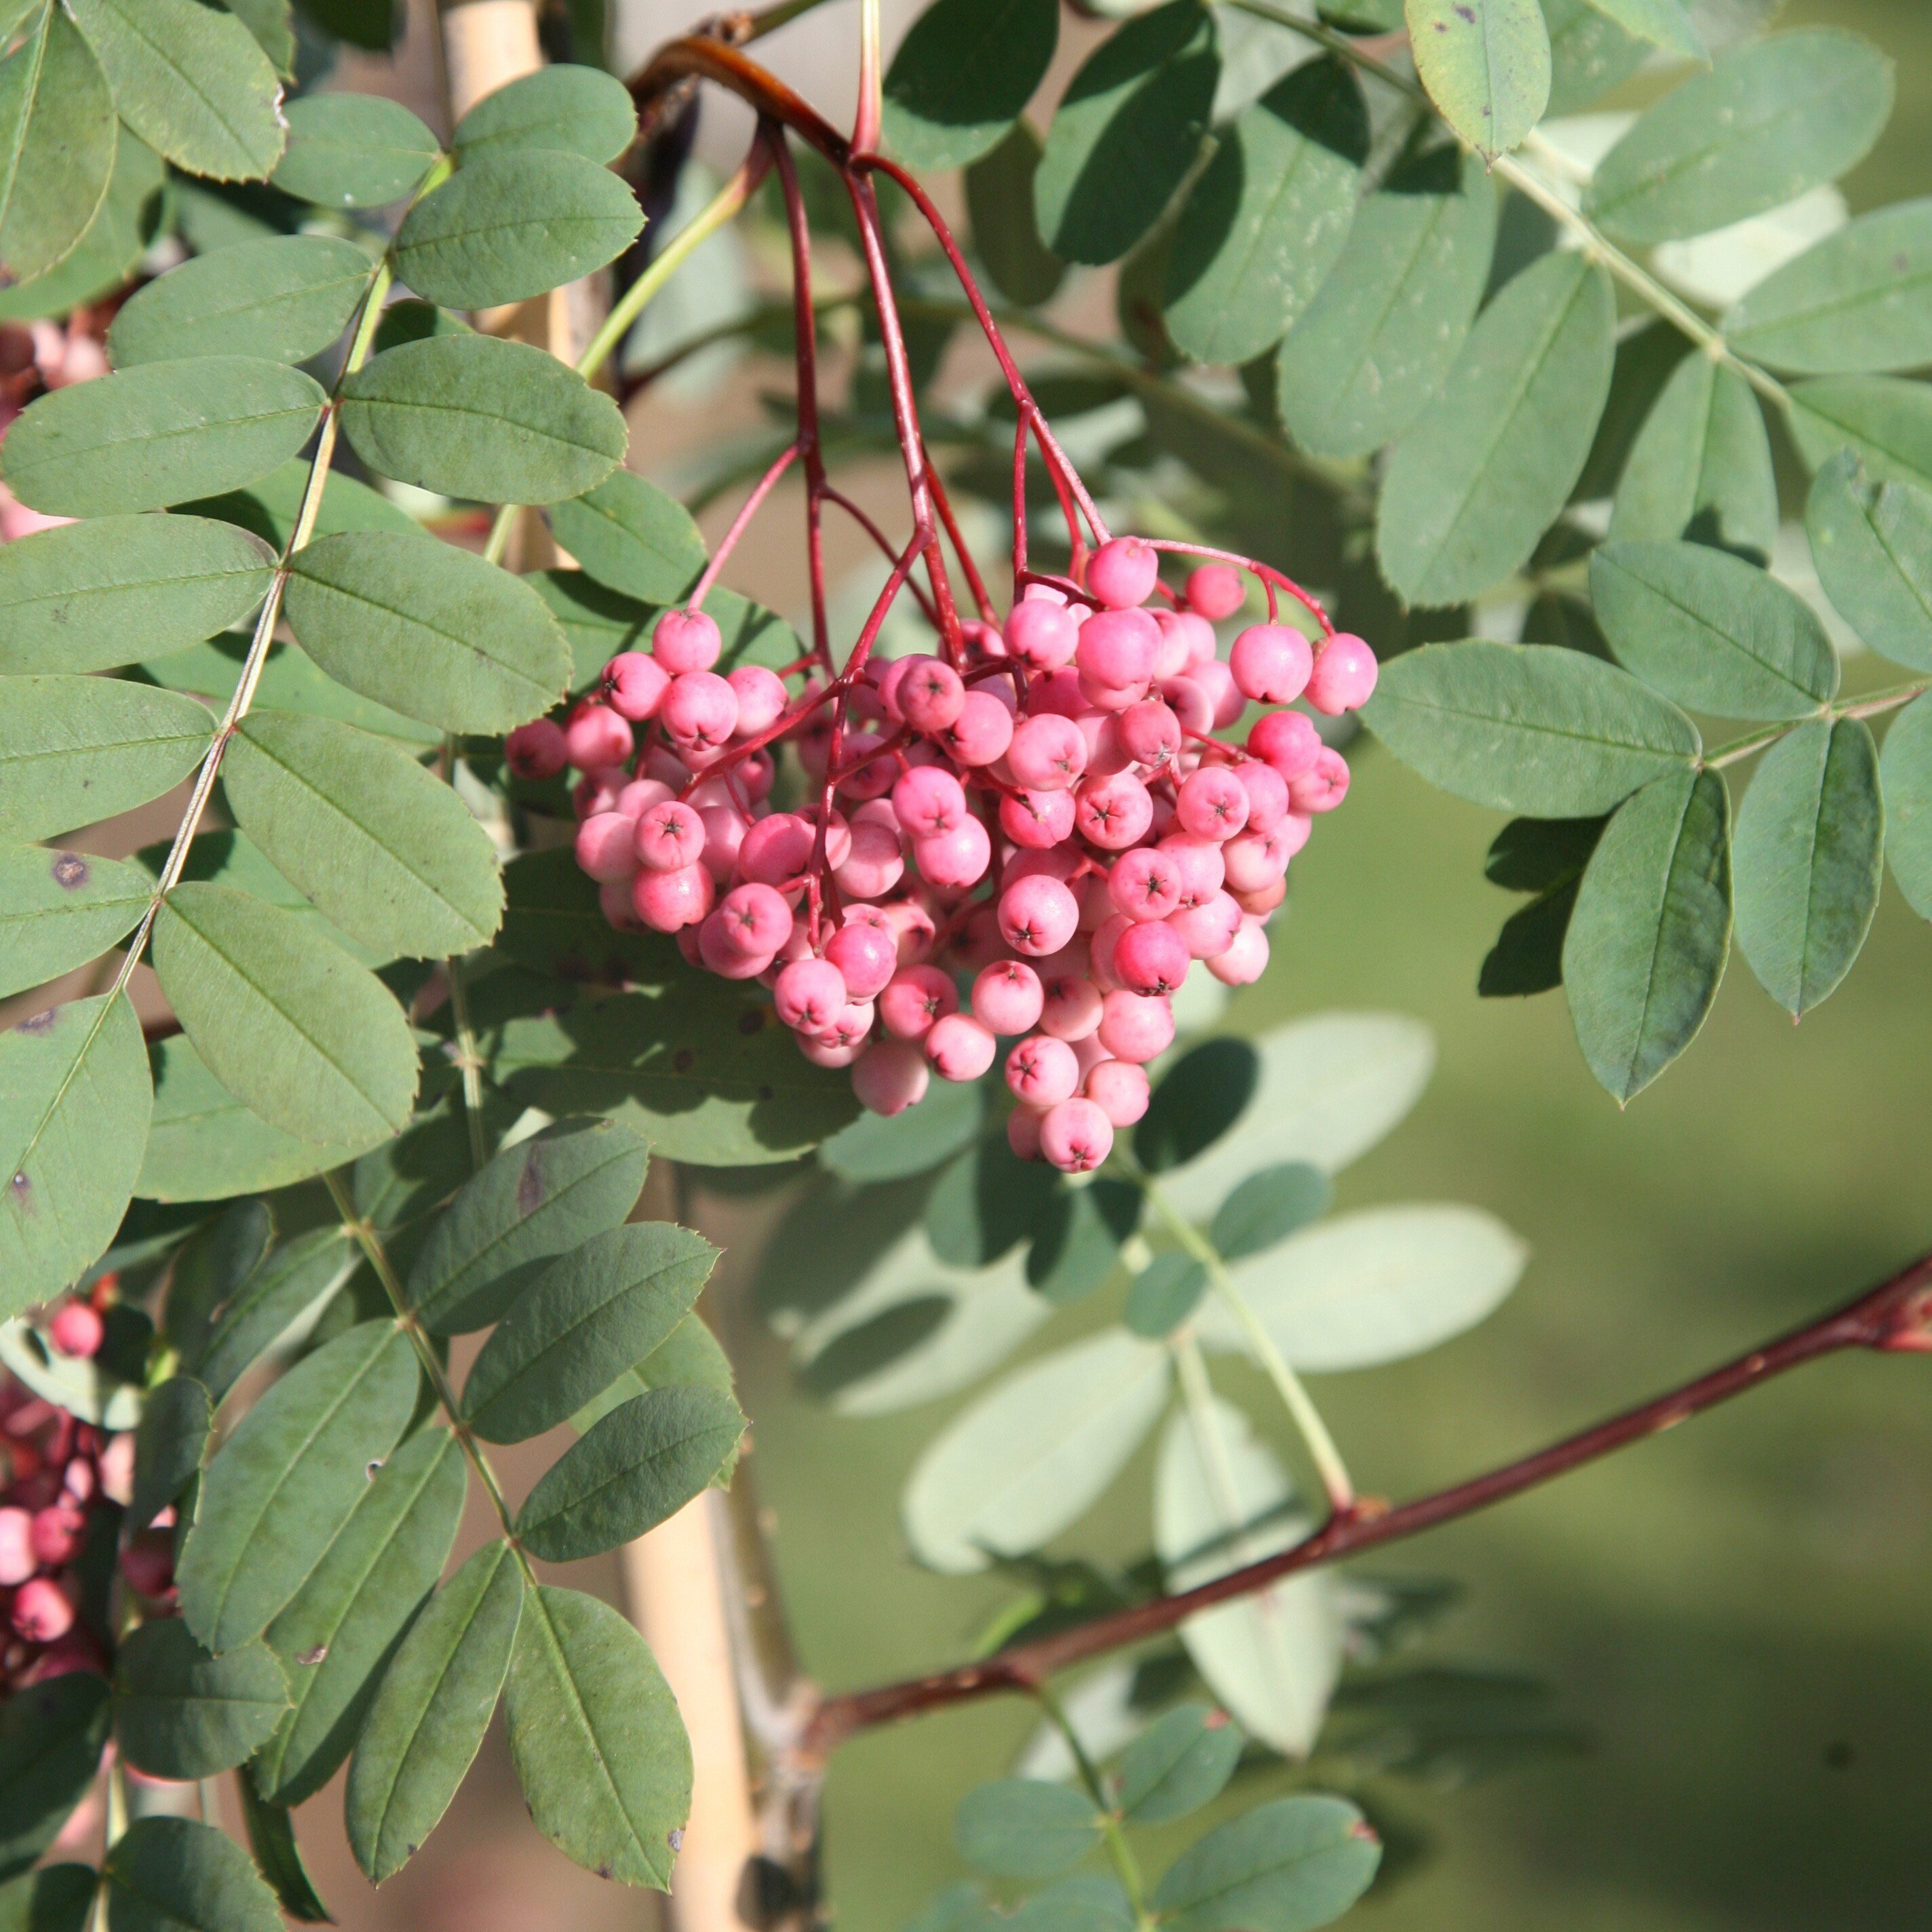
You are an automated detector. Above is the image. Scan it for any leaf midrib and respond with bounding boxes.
[1606,556,1827,705]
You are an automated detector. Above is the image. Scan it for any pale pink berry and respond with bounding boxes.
[1029,667,1086,718]
[635,800,706,871]
[852,1039,930,1116]
[885,897,938,965]
[876,655,916,722]
[893,764,967,836]
[632,862,713,932]
[826,921,897,1000]
[1208,919,1271,986]
[973,959,1045,1035]
[798,1029,865,1068]
[1117,698,1180,771]
[1249,710,1321,780]
[1193,658,1243,728]
[653,607,722,674]
[1007,1034,1079,1106]
[915,816,992,890]
[698,806,746,883]
[1001,787,1077,850]
[814,1000,877,1049]
[728,664,788,736]
[1076,773,1153,851]
[1170,890,1243,960]
[564,701,634,771]
[604,651,670,721]
[1098,989,1175,1062]
[1089,913,1129,992]
[1108,847,1183,922]
[1085,1057,1151,1126]
[661,670,738,749]
[1222,829,1290,895]
[1040,1098,1113,1173]
[1277,811,1313,861]
[1229,623,1313,705]
[1233,876,1288,917]
[1114,920,1191,996]
[1039,969,1103,1041]
[0,1508,33,1586]
[1077,608,1159,689]
[879,965,956,1039]
[1160,676,1213,736]
[12,1577,73,1644]
[1005,600,1079,670]
[1087,536,1159,610]
[47,1302,102,1359]
[696,915,769,979]
[617,777,674,819]
[775,957,847,1032]
[1305,632,1378,714]
[1007,1105,1047,1160]
[944,691,1014,767]
[1186,562,1247,621]
[998,875,1080,957]
[1007,714,1087,791]
[1160,836,1225,906]
[576,811,640,883]
[741,812,815,890]
[835,819,906,900]
[716,883,791,957]
[899,657,966,733]
[506,718,568,779]
[1232,758,1290,833]
[926,1012,997,1082]
[1176,766,1251,842]
[1289,746,1351,814]
[572,767,625,821]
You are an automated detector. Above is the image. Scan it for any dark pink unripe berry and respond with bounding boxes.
[1185,562,1247,621]
[653,607,722,674]
[1248,709,1322,780]
[1005,600,1080,670]
[899,657,967,733]
[826,921,897,1000]
[632,862,714,932]
[1085,1057,1151,1126]
[1087,536,1159,610]
[1229,623,1313,705]
[505,718,568,779]
[852,1039,930,1116]
[926,1012,997,1082]
[1113,920,1191,997]
[564,701,634,772]
[728,664,788,736]
[604,651,670,721]
[47,1302,102,1359]
[12,1576,73,1643]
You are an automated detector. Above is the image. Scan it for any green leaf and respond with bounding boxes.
[496,845,676,988]
[283,530,572,733]
[571,1311,735,1439]
[393,150,642,311]
[176,1317,419,1654]
[0,1314,140,1428]
[883,0,1059,171]
[0,516,275,677]
[1585,31,1893,246]
[0,993,150,1320]
[129,1374,212,1528]
[1123,1250,1207,1338]
[192,1226,359,1401]
[954,1779,1100,1881]
[1118,1704,1243,1824]
[1162,60,1366,368]
[1,358,326,518]
[1608,355,1776,560]
[819,1073,982,1182]
[515,1385,743,1561]
[451,62,636,164]
[220,0,296,77]
[965,121,1065,308]
[1406,0,1551,159]
[109,235,373,368]
[0,676,212,842]
[1277,144,1495,461]
[1035,0,1218,267]
[340,335,625,506]
[1805,452,1932,672]
[1879,690,1932,918]
[232,1783,330,1925]
[254,1425,466,1807]
[926,1135,1059,1269]
[273,92,439,209]
[1589,541,1837,720]
[1200,1203,1527,1368]
[68,0,286,182]
[0,1865,95,1932]
[1210,1162,1331,1262]
[0,8,115,285]
[1362,638,1700,815]
[140,1032,388,1203]
[1378,252,1614,604]
[0,847,149,1001]
[1563,768,1733,1101]
[460,1222,716,1442]
[225,710,504,958]
[902,1330,1170,1573]
[1026,1178,1142,1305]
[178,455,419,549]
[1731,716,1881,1016]
[102,1816,281,1932]
[152,883,419,1146]
[113,1619,288,1779]
[549,470,706,606]
[1788,376,1932,494]
[1151,1794,1380,1932]
[0,1674,111,1880]
[1724,200,1932,376]
[1579,0,1701,59]
[345,1540,522,1883]
[1544,0,1648,116]
[406,1114,651,1335]
[0,124,165,326]
[160,1197,271,1364]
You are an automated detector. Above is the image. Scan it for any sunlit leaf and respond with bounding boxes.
[0,847,149,1001]
[102,1816,282,1932]
[0,8,115,286]
[1150,1793,1379,1932]
[451,62,636,165]
[549,469,706,606]
[1878,691,1932,919]
[113,1619,288,1780]
[883,0,1058,170]
[1788,376,1932,494]
[1804,452,1932,671]
[1406,0,1551,159]
[273,92,439,209]
[1117,1704,1243,1825]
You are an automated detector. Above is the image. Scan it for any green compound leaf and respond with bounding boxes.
[340,334,625,506]
[0,846,149,1001]
[571,1311,735,1436]
[283,529,571,734]
[1788,376,1932,494]
[233,1781,331,1925]
[109,235,374,369]
[955,1779,1101,1881]
[0,123,166,328]
[67,0,286,182]
[1361,639,1700,816]
[0,993,150,1321]
[1123,1249,1207,1338]
[177,454,418,550]
[225,710,504,959]
[1732,716,1882,1016]
[0,1863,95,1932]
[460,1222,717,1444]
[219,0,293,83]
[514,1385,744,1562]
[1545,0,1649,116]
[1151,1794,1380,1932]
[1608,355,1776,560]
[406,1114,651,1336]
[1026,1177,1140,1307]
[1585,30,1893,246]
[192,1225,358,1403]
[273,92,440,209]
[1805,452,1932,671]
[818,1072,983,1182]
[1036,0,1218,268]
[176,1318,419,1655]
[883,0,1057,170]
[1590,541,1838,720]
[1117,1703,1243,1825]
[1878,691,1932,919]
[0,515,274,676]
[1563,768,1732,1102]
[1579,0,1701,57]
[925,1134,1059,1269]
[152,883,419,1147]
[549,469,707,606]
[1210,1161,1331,1262]
[0,1672,111,1880]
[1277,144,1495,461]
[965,121,1066,308]
[0,7,115,286]
[346,1540,523,1885]
[102,1816,281,1932]
[254,1426,466,1807]
[1406,0,1551,160]
[1163,60,1366,369]
[128,1374,211,1532]
[159,1198,271,1368]
[451,62,636,165]
[113,1619,288,1780]
[1725,200,1932,376]
[394,150,642,311]
[0,358,326,518]
[1378,252,1615,606]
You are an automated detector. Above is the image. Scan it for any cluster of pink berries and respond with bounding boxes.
[512,537,1376,1174]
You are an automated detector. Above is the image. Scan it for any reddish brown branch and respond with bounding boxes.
[803,1250,1932,1756]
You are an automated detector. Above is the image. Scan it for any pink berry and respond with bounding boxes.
[617,777,673,819]
[798,1029,866,1068]
[120,1539,175,1598]
[1005,600,1079,670]
[1113,920,1191,997]
[879,965,957,1039]
[944,691,1014,767]
[47,1302,102,1359]
[1087,536,1159,610]
[815,999,877,1049]
[716,883,792,957]
[1248,710,1321,780]
[632,862,713,932]
[1039,969,1103,1041]
[914,815,992,890]
[1116,698,1180,771]
[1193,658,1244,728]
[697,916,768,979]
[0,1508,33,1585]
[1234,876,1288,917]
[1089,912,1129,992]
[564,701,634,771]
[1186,562,1247,621]
[12,1577,73,1644]
[1305,632,1378,714]
[1075,773,1153,851]
[1040,1097,1113,1173]
[1208,919,1271,986]
[1006,1034,1079,1106]
[1221,829,1291,895]
[826,921,897,1001]
[635,800,706,871]
[1086,1057,1151,1126]
[775,957,847,1032]
[599,878,640,929]
[998,875,1080,957]
[604,651,670,722]
[1176,765,1251,842]
[1229,623,1314,706]
[852,1039,930,1117]
[661,670,738,750]
[1160,676,1214,736]
[728,664,788,736]
[1288,746,1351,814]
[505,718,568,779]
[1007,1105,1047,1160]
[575,811,639,884]
[1076,608,1159,689]
[899,657,967,734]
[1007,714,1087,792]
[926,1012,997,1082]
[697,806,747,883]
[1001,787,1077,850]
[972,959,1045,1036]
[893,764,968,836]
[1029,667,1086,718]
[741,812,815,890]
[1161,836,1226,906]
[835,819,906,900]
[1108,846,1183,922]
[1098,990,1175,1063]
[1169,890,1243,960]
[1232,758,1290,832]
[653,607,722,674]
